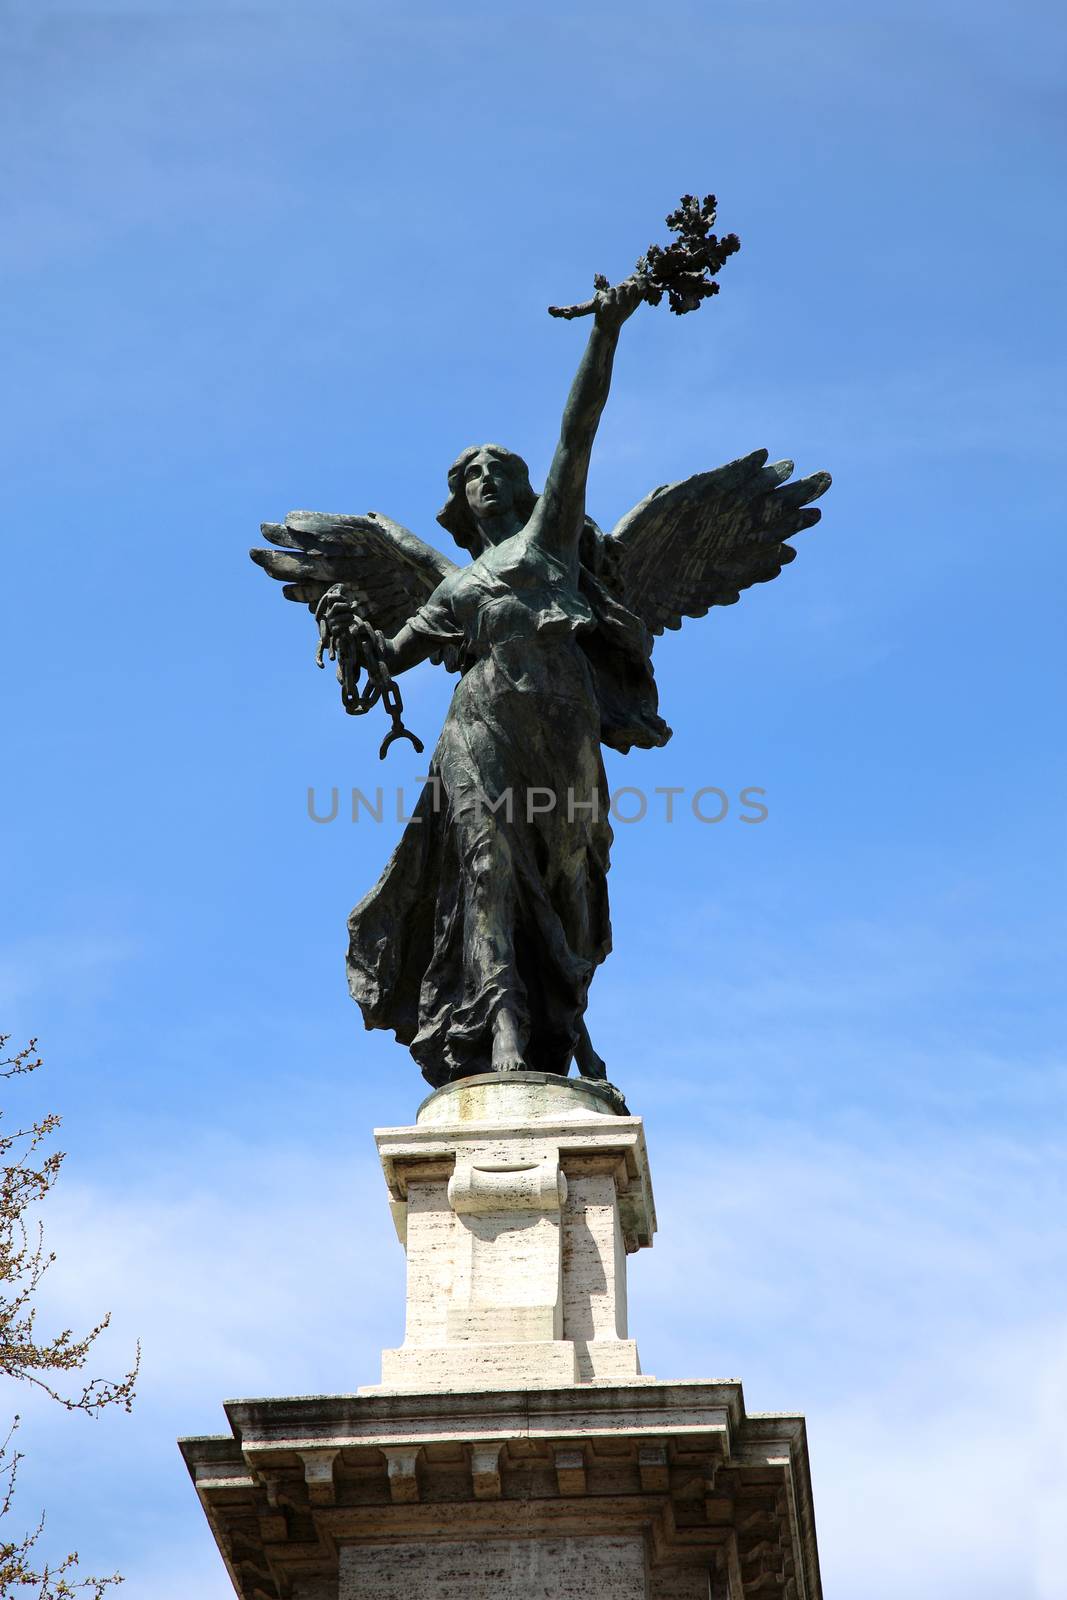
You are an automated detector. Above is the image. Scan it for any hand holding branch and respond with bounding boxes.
[592,277,643,333]
[549,193,740,321]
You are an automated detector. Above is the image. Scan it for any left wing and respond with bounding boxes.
[608,449,831,635]
[251,510,458,640]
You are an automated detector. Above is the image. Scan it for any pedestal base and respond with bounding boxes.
[368,1072,655,1392]
[180,1379,822,1600]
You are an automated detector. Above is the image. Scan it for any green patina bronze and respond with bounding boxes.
[252,200,830,1094]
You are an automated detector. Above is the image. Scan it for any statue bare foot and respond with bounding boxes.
[573,1018,607,1080]
[491,1008,527,1073]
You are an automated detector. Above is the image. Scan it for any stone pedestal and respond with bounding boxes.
[181,1075,822,1599]
[368,1073,653,1391]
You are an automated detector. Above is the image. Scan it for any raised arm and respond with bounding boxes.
[529,280,642,566]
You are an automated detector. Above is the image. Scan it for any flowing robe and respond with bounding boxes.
[346,524,668,1088]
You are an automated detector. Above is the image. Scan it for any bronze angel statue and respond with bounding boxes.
[252,199,830,1094]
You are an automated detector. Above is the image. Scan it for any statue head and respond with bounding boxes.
[437,444,538,556]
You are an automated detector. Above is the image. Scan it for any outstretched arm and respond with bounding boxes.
[529,280,642,566]
[385,620,436,674]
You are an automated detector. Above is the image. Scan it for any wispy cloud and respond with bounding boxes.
[641,1120,1067,1600]
[0,932,138,1015]
[11,1137,401,1592]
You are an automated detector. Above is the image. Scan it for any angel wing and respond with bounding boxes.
[607,448,831,635]
[250,509,459,643]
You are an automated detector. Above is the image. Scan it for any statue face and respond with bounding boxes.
[463,451,515,534]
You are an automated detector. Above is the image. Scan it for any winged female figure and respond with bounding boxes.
[253,273,830,1093]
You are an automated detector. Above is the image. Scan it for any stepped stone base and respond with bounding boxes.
[180,1075,823,1598]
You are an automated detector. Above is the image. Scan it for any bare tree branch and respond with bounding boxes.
[0,1036,138,1598]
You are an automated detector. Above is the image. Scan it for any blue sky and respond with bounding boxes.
[1,1,1065,1594]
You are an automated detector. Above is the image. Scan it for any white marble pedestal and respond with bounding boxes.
[181,1074,822,1599]
[367,1072,654,1391]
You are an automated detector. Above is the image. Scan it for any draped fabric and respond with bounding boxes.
[346,528,669,1088]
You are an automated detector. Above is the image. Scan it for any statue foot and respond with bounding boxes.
[491,1008,527,1074]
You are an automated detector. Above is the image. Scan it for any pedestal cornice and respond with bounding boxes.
[181,1378,821,1600]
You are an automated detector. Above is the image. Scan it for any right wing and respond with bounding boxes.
[608,450,830,636]
[251,510,459,640]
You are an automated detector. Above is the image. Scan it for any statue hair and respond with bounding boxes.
[436,444,538,557]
